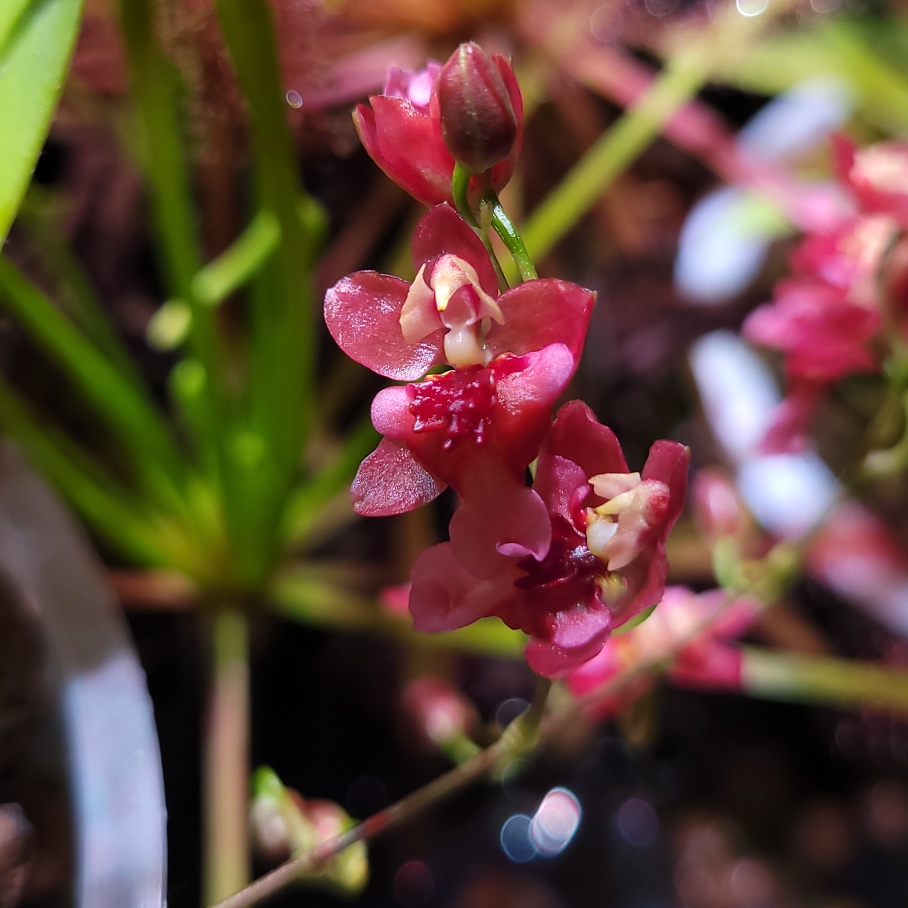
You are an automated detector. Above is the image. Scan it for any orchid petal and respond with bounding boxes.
[325,272,445,380]
[351,438,444,516]
[409,542,515,631]
[489,280,595,362]
[353,99,455,206]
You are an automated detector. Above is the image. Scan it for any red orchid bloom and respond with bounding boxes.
[324,203,595,524]
[408,401,689,678]
[567,587,758,717]
[353,50,523,206]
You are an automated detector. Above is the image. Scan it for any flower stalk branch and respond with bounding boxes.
[486,194,538,282]
[204,607,251,906]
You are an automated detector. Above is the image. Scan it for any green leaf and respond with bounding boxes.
[192,209,281,307]
[0,0,84,243]
[0,376,175,567]
[0,256,185,495]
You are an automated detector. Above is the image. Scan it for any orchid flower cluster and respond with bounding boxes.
[744,138,908,452]
[324,43,689,677]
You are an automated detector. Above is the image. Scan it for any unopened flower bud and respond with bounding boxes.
[438,43,519,174]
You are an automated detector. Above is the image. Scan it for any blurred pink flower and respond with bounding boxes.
[325,203,594,521]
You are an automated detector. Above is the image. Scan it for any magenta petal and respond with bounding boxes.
[370,386,414,438]
[325,272,445,380]
[545,400,627,479]
[488,280,595,362]
[641,440,690,532]
[532,454,589,520]
[409,542,515,631]
[524,605,612,678]
[351,438,444,516]
[496,343,575,412]
[449,463,551,579]
[354,99,454,206]
[411,204,499,296]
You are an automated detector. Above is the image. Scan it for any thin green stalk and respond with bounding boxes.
[192,209,281,307]
[485,194,537,281]
[741,648,908,714]
[204,608,251,906]
[117,0,219,369]
[452,162,509,289]
[213,0,318,455]
[516,52,707,274]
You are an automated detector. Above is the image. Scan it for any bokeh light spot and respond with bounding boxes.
[500,814,536,863]
[393,860,433,908]
[530,787,582,856]
[616,797,659,847]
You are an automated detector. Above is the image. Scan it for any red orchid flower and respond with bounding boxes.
[407,401,689,678]
[325,204,593,380]
[325,203,595,525]
[353,48,523,206]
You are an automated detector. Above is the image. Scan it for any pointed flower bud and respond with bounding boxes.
[438,43,519,175]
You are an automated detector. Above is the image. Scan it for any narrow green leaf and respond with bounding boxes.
[214,0,319,488]
[192,209,280,307]
[280,416,379,546]
[0,377,174,566]
[0,256,184,489]
[0,0,84,243]
[17,188,145,387]
[118,0,226,472]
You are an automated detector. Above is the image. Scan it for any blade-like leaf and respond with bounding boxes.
[0,256,185,494]
[0,0,84,243]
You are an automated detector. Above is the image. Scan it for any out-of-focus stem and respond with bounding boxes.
[741,648,908,713]
[204,608,251,906]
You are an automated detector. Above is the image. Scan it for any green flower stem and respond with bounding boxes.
[451,162,479,227]
[486,194,537,281]
[517,52,707,271]
[192,210,281,307]
[204,607,251,906]
[452,162,509,290]
[741,648,908,714]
